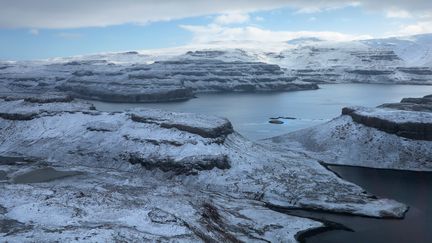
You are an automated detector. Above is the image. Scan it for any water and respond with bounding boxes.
[296,165,432,243]
[93,84,432,140]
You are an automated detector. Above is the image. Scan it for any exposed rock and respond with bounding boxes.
[148,208,181,224]
[86,121,120,132]
[126,153,230,175]
[0,97,95,121]
[130,109,234,139]
[269,119,284,124]
[342,105,432,141]
[346,69,394,75]
[0,156,35,166]
[0,170,7,181]
[270,116,297,120]
[379,95,432,112]
[23,93,73,103]
[397,67,432,75]
[0,204,6,214]
[0,219,32,235]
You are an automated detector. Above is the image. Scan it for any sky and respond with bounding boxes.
[0,0,431,60]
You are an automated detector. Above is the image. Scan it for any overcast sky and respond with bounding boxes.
[1,0,432,60]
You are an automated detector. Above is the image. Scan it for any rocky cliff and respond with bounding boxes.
[0,57,317,103]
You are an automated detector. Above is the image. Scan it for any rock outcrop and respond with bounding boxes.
[264,95,432,171]
[342,106,432,141]
[342,95,432,141]
[379,94,432,112]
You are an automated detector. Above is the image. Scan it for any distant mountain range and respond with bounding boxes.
[1,33,431,102]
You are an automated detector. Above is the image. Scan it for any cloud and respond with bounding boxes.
[180,24,372,44]
[29,29,39,35]
[0,0,286,29]
[56,32,82,40]
[214,12,250,25]
[0,0,431,29]
[391,21,432,36]
[385,9,412,18]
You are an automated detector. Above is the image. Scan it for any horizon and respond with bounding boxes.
[1,0,432,60]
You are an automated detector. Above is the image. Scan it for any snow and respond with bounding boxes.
[264,115,432,171]
[0,97,410,241]
[1,34,432,105]
[346,106,432,124]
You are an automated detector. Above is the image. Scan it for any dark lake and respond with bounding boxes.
[92,83,432,242]
[282,165,432,243]
[93,83,432,140]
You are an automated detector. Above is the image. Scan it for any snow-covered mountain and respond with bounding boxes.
[1,34,431,102]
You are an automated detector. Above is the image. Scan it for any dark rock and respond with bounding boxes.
[347,70,394,75]
[123,51,139,55]
[379,103,432,112]
[0,219,32,234]
[24,94,73,103]
[379,94,432,112]
[59,82,194,103]
[342,106,432,141]
[0,156,35,165]
[269,119,284,124]
[72,70,95,77]
[0,170,7,180]
[401,97,432,104]
[127,153,230,174]
[0,204,6,214]
[148,208,179,224]
[86,121,119,132]
[270,116,296,120]
[130,111,234,139]
[397,67,432,75]
[0,112,37,120]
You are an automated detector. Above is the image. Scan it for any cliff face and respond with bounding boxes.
[0,57,317,103]
[341,95,432,141]
[342,107,432,141]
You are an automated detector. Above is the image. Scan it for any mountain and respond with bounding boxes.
[1,34,431,103]
[267,34,432,84]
